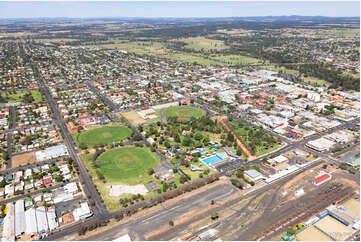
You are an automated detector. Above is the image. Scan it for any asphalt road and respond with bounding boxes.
[32,62,109,218]
[75,159,324,241]
[83,183,236,241]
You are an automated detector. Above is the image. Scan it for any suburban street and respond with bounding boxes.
[31,60,110,219]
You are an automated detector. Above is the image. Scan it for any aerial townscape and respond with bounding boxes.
[0,1,359,241]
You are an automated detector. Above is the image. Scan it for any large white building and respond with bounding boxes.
[15,200,25,237]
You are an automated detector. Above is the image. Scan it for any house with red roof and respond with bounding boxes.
[43,177,52,185]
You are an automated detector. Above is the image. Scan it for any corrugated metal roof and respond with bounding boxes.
[25,207,37,235]
[15,200,25,236]
[36,206,48,233]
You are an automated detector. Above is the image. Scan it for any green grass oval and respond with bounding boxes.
[78,126,133,148]
[96,146,160,184]
[163,106,205,119]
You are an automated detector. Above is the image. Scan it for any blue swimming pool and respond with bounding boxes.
[201,153,227,166]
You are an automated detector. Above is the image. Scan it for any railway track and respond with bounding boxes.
[256,185,353,241]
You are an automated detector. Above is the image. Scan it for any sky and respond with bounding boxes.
[0,1,359,19]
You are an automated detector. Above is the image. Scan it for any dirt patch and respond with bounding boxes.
[210,133,222,142]
[121,111,146,126]
[103,132,112,138]
[212,116,254,160]
[12,152,36,168]
[123,157,132,164]
[283,170,311,189]
[341,198,360,215]
[108,184,148,197]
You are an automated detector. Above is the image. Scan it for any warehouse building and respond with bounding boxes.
[36,206,49,236]
[15,199,25,237]
[25,207,38,239]
[46,208,58,231]
[2,203,15,241]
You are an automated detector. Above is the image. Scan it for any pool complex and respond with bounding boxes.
[201,153,228,167]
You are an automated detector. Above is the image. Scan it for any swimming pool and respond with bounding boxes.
[201,153,228,166]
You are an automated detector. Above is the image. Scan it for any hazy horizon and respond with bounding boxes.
[0,1,359,19]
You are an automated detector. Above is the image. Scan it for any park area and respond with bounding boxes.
[0,90,44,104]
[163,106,205,119]
[73,125,133,148]
[228,120,282,157]
[83,145,182,211]
[96,146,160,185]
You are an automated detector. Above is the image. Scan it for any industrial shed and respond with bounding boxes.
[15,199,25,237]
[46,208,58,231]
[25,207,38,238]
[36,206,49,235]
[2,203,15,241]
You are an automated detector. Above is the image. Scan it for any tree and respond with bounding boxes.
[133,135,143,141]
[169,220,174,226]
[148,168,155,175]
[236,148,243,156]
[78,225,87,235]
[287,228,296,235]
[211,212,219,220]
[194,132,203,141]
[79,142,87,150]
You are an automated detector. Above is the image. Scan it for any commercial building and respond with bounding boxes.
[36,206,49,235]
[73,202,93,221]
[15,199,25,237]
[2,203,15,241]
[306,137,335,152]
[46,208,58,231]
[244,169,264,182]
[25,207,38,239]
[313,173,332,186]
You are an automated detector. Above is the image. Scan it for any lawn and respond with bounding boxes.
[0,90,44,104]
[163,106,205,119]
[83,148,165,211]
[96,146,160,184]
[91,39,257,66]
[74,125,133,148]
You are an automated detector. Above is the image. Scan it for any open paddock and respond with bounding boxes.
[12,152,36,168]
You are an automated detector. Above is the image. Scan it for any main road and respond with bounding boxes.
[31,61,110,219]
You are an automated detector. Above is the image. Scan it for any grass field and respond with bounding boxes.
[209,54,261,65]
[163,106,205,119]
[74,125,133,148]
[176,37,229,51]
[0,90,44,104]
[96,146,160,184]
[315,28,360,38]
[304,76,331,87]
[83,145,168,210]
[258,65,299,75]
[259,65,331,87]
[91,39,259,66]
